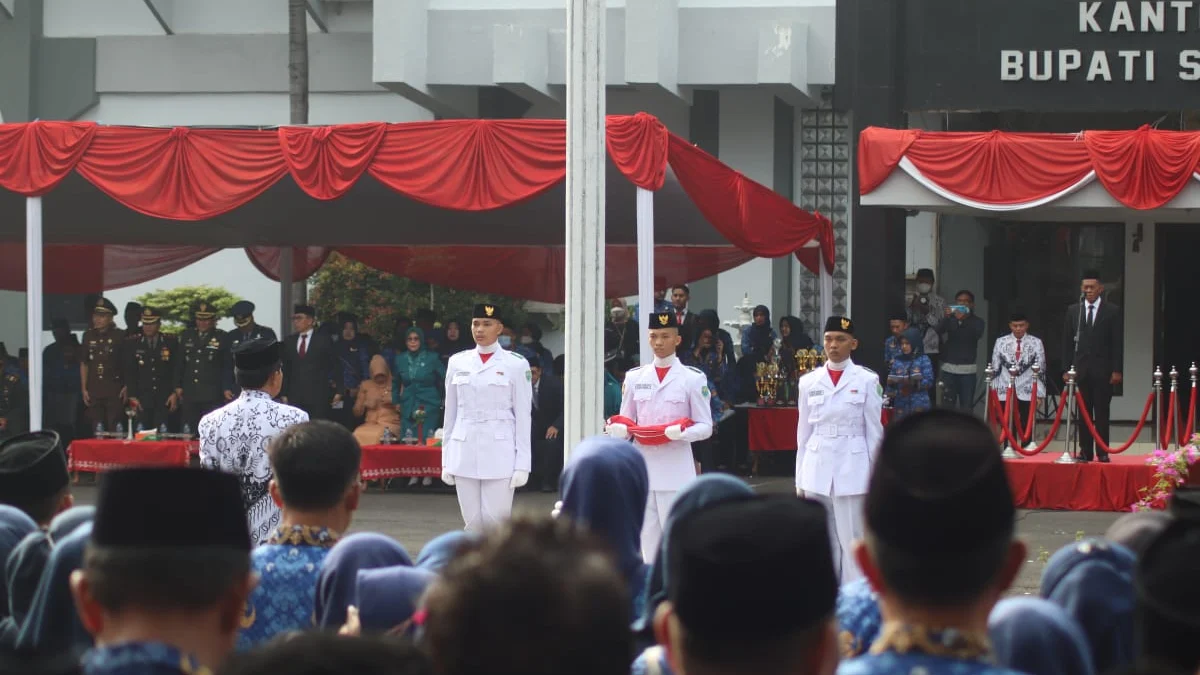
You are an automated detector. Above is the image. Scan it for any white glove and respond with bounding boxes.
[664,424,684,441]
[605,423,630,440]
[441,470,456,486]
[510,470,529,490]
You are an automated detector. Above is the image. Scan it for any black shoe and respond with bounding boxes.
[1078,457,1092,463]
[1098,455,1111,463]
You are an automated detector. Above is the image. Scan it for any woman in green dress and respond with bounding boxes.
[392,326,446,443]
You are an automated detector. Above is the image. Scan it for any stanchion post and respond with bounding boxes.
[1057,366,1078,464]
[1153,366,1163,450]
[1031,362,1041,445]
[1191,362,1198,440]
[1170,366,1180,449]
[983,363,994,423]
[1002,365,1021,459]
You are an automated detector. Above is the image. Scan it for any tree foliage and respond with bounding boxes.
[309,254,528,345]
[133,286,242,330]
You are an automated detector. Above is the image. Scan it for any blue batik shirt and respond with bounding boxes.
[837,578,883,658]
[82,641,210,675]
[839,623,1026,675]
[236,524,340,651]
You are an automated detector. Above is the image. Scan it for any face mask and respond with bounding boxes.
[610,308,627,320]
[498,335,512,348]
[917,283,932,294]
[520,336,534,345]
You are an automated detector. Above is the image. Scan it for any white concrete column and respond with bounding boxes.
[26,197,42,432]
[564,0,606,454]
[636,188,655,367]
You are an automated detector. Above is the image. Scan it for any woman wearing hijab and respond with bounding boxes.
[885,327,933,420]
[315,533,413,630]
[0,506,37,626]
[632,473,754,675]
[355,566,438,635]
[989,597,1095,675]
[739,305,778,359]
[334,315,373,430]
[15,522,93,660]
[558,436,649,620]
[437,319,472,363]
[353,355,402,448]
[415,531,472,574]
[392,326,446,445]
[695,310,735,367]
[0,532,50,646]
[1040,538,1136,674]
[779,315,814,353]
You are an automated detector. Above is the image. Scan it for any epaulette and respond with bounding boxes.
[627,364,647,372]
[857,364,877,376]
[684,365,705,376]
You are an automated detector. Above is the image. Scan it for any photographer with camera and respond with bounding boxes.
[906,268,947,382]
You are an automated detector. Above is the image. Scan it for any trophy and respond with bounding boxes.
[125,406,137,441]
[755,361,783,406]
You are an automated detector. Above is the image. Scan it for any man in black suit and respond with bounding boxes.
[281,305,340,420]
[670,284,701,357]
[1062,270,1123,463]
[526,355,564,492]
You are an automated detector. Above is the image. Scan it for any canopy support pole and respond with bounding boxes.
[636,187,654,367]
[563,0,606,454]
[26,197,43,432]
[280,247,294,334]
[819,251,833,325]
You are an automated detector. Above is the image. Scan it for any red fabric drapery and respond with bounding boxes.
[0,114,833,294]
[0,244,218,293]
[858,125,1200,210]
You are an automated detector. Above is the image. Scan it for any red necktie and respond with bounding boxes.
[676,310,684,324]
[1015,337,1022,362]
[299,334,308,358]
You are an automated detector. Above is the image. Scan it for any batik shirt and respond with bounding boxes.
[990,333,1046,402]
[198,390,308,545]
[838,623,1026,675]
[837,578,882,658]
[82,641,211,675]
[236,525,339,651]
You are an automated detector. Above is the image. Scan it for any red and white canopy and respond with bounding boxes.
[0,114,834,301]
[858,125,1200,212]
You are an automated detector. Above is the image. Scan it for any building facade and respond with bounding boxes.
[0,0,842,352]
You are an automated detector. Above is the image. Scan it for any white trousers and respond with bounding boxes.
[455,477,514,533]
[809,492,865,584]
[640,490,677,563]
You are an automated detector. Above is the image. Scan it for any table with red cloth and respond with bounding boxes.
[67,439,197,474]
[743,405,892,452]
[360,445,443,480]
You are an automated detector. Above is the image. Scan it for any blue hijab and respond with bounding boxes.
[315,533,412,630]
[1,531,50,646]
[1040,538,1136,674]
[48,506,94,545]
[16,522,93,657]
[356,565,438,634]
[899,327,925,359]
[560,436,649,615]
[990,597,1095,675]
[415,531,472,574]
[634,473,754,633]
[0,506,37,621]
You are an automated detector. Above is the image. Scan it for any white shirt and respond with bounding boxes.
[1085,298,1102,324]
[442,348,533,480]
[199,389,309,545]
[795,360,884,497]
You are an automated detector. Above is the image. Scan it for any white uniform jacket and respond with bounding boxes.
[442,348,532,480]
[990,334,1046,402]
[619,360,713,492]
[795,360,884,498]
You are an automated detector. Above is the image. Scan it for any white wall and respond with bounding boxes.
[715,89,776,317]
[1118,220,1154,420]
[905,211,936,275]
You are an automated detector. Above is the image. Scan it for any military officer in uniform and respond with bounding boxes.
[795,315,883,583]
[441,303,533,532]
[0,360,29,440]
[607,310,713,560]
[172,300,228,434]
[222,300,277,401]
[81,297,127,433]
[124,307,179,432]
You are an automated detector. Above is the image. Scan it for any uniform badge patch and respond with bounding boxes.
[701,386,710,398]
[876,382,883,396]
[526,370,532,382]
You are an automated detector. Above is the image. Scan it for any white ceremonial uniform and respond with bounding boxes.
[619,355,713,560]
[199,389,309,545]
[991,334,1046,402]
[795,358,883,583]
[442,343,532,532]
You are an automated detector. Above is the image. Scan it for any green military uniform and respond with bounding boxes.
[124,307,179,432]
[173,300,228,434]
[82,297,127,433]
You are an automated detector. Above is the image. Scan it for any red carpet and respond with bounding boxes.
[1004,453,1172,511]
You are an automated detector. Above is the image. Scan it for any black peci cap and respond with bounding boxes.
[648,311,678,329]
[293,305,316,318]
[667,495,837,641]
[824,315,855,336]
[91,468,250,551]
[232,337,282,372]
[472,304,503,323]
[0,432,68,507]
[1135,519,1200,672]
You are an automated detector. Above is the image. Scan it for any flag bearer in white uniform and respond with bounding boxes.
[795,315,883,583]
[607,310,713,561]
[441,304,533,532]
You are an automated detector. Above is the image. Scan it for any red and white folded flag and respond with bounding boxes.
[606,415,695,446]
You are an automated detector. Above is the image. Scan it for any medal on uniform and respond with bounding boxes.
[161,348,170,360]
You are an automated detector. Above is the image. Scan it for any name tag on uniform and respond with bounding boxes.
[452,374,470,385]
[808,391,826,406]
[633,382,654,400]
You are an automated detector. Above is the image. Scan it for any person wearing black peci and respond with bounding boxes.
[1062,270,1122,463]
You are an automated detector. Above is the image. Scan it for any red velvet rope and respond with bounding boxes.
[988,388,1068,456]
[1162,388,1178,449]
[1074,391,1155,454]
[1186,386,1197,446]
